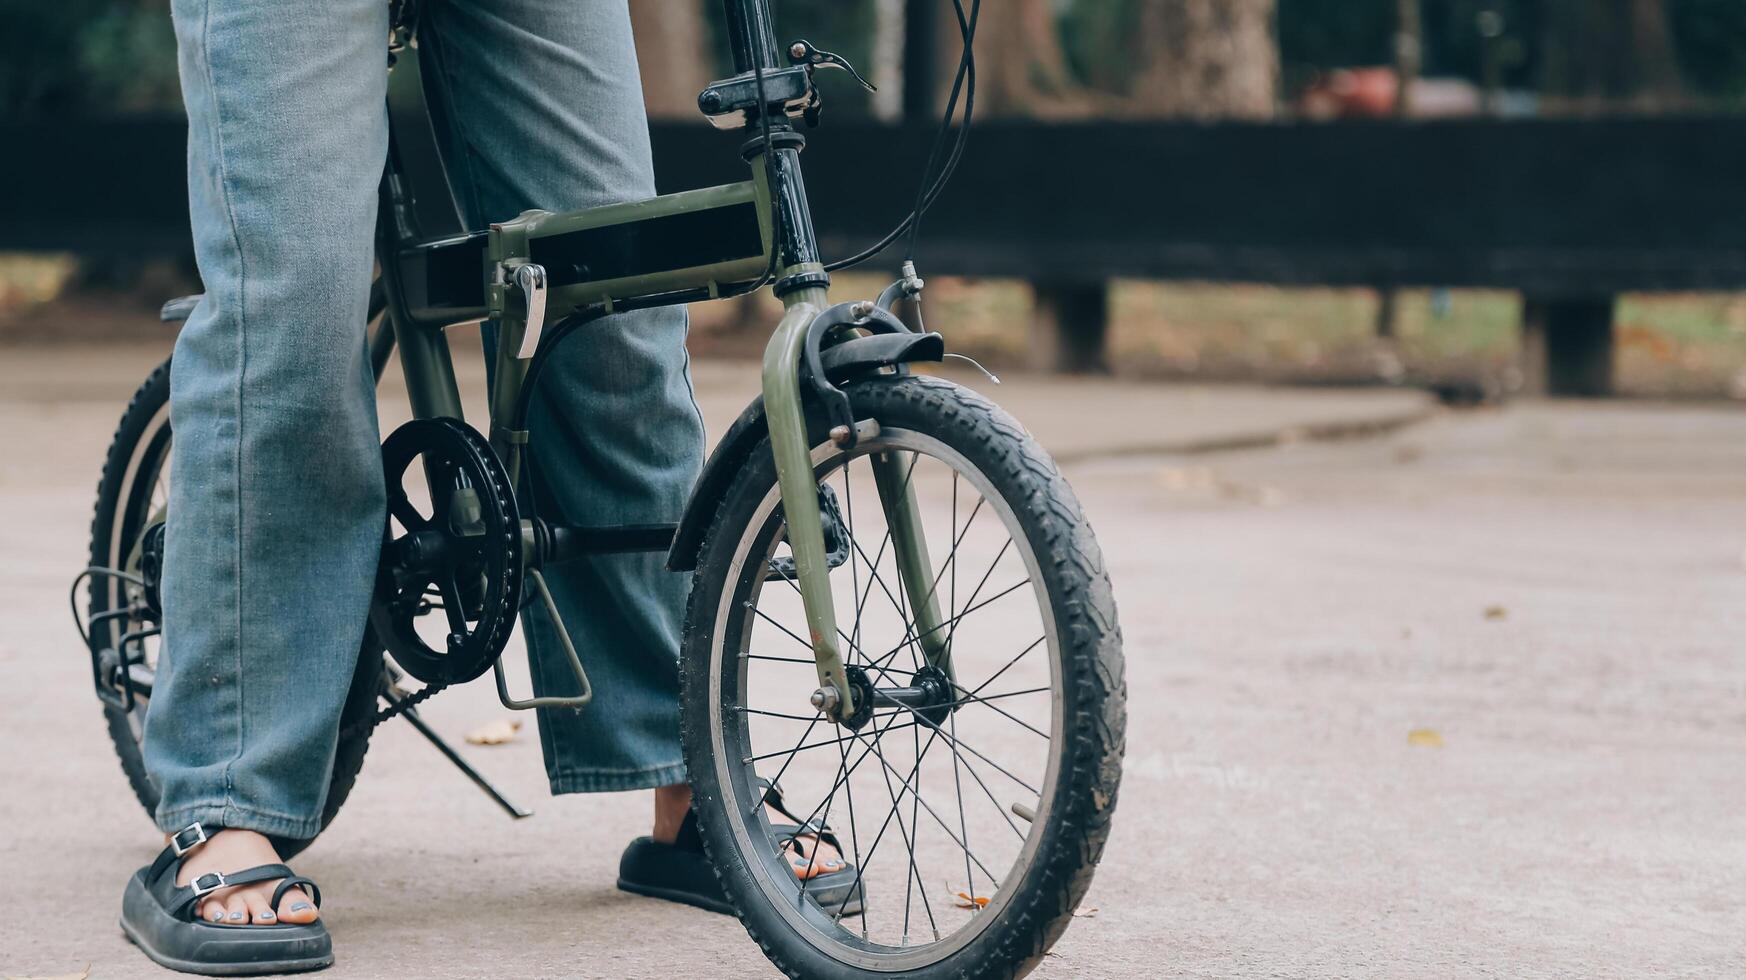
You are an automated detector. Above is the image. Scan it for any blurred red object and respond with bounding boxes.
[1299,68,1484,120]
[1300,67,1399,119]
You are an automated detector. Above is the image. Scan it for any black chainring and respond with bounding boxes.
[369,418,521,686]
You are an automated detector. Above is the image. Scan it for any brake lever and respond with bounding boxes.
[788,39,876,93]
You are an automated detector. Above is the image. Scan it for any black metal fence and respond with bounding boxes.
[6,115,1746,392]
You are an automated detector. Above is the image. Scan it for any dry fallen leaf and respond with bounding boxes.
[465,717,523,745]
[947,883,992,909]
[1483,604,1508,621]
[1407,728,1445,748]
[1072,905,1099,918]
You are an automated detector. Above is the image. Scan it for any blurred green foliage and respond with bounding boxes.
[0,0,179,118]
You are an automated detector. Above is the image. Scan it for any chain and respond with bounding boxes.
[341,680,446,740]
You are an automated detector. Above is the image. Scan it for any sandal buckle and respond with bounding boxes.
[170,822,209,857]
[190,871,228,898]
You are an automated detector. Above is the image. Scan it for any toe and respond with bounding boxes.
[223,893,250,924]
[242,887,275,925]
[792,856,845,879]
[277,886,319,925]
[787,841,845,879]
[200,899,228,924]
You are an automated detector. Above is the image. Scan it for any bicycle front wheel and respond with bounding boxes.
[681,375,1125,979]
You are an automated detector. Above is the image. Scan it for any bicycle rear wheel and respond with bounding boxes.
[85,357,382,858]
[681,375,1125,978]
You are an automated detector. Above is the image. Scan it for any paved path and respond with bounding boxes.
[2,340,1740,978]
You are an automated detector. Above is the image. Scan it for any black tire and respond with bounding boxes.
[86,356,382,859]
[681,374,1125,979]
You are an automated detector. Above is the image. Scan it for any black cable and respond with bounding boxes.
[903,0,979,259]
[823,0,980,273]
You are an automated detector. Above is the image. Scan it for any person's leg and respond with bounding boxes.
[419,0,702,796]
[417,0,845,887]
[144,0,389,925]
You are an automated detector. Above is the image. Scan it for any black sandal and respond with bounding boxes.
[119,823,333,976]
[617,780,864,917]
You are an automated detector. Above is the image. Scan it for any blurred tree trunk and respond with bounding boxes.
[629,1,710,118]
[871,0,905,121]
[1539,0,1683,110]
[1130,0,1278,119]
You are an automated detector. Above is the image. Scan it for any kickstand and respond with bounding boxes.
[385,688,533,820]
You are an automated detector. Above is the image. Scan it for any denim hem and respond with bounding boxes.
[549,761,686,795]
[155,802,322,841]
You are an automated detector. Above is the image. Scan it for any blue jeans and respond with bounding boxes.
[146,0,704,839]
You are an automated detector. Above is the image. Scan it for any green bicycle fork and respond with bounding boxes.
[760,273,954,720]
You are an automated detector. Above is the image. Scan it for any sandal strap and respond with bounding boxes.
[162,862,296,921]
[768,822,843,856]
[145,822,213,885]
[757,778,798,823]
[757,779,843,853]
[270,875,323,913]
[136,821,325,922]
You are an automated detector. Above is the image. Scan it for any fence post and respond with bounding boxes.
[1520,294,1616,396]
[1030,280,1110,373]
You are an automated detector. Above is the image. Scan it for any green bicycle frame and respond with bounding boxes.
[371,0,954,720]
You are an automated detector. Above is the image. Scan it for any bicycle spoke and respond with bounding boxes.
[831,735,867,931]
[745,719,918,765]
[874,576,1031,665]
[942,536,1013,652]
[867,710,926,942]
[755,710,825,810]
[733,705,825,722]
[938,687,1051,740]
[855,725,1001,884]
[846,533,916,649]
[879,697,1041,797]
[949,710,978,905]
[794,737,849,912]
[945,719,1031,843]
[963,635,1047,701]
[833,722,948,922]
[778,708,918,887]
[773,575,914,686]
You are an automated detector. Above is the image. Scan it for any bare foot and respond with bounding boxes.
[170,829,317,926]
[654,784,845,879]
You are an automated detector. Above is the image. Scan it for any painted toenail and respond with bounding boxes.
[291,902,312,912]
[259,911,276,921]
[210,910,226,922]
[229,911,247,920]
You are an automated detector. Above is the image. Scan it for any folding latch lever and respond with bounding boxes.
[512,263,548,359]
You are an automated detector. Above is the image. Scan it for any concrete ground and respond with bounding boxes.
[1,340,1741,978]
